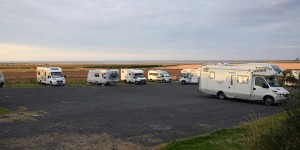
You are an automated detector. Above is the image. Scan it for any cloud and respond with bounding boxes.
[0,0,299,60]
[0,43,166,61]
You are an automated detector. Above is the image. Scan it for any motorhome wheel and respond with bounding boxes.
[264,96,274,106]
[217,92,226,100]
[0,83,3,88]
[181,80,186,84]
[95,81,98,85]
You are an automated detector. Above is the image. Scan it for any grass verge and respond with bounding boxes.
[161,112,287,150]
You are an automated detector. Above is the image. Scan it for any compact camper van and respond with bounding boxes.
[148,70,172,83]
[87,69,119,86]
[179,69,201,84]
[121,69,147,85]
[0,71,4,88]
[37,67,65,86]
[199,63,289,105]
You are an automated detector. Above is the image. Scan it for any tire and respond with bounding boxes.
[0,83,3,88]
[217,92,226,100]
[162,79,166,83]
[135,81,138,85]
[264,96,274,106]
[181,80,186,84]
[95,81,98,85]
[50,81,53,86]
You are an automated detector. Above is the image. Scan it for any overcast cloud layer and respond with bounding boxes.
[0,0,299,61]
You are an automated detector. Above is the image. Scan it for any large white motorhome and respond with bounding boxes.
[87,69,119,86]
[179,69,201,84]
[0,71,4,88]
[199,63,289,105]
[37,67,65,86]
[148,70,172,83]
[121,69,147,85]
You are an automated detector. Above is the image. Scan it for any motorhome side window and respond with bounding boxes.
[149,73,158,76]
[209,71,215,79]
[95,73,99,77]
[237,75,248,84]
[255,77,268,88]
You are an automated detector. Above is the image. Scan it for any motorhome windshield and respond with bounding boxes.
[265,76,281,87]
[271,65,282,75]
[134,73,144,78]
[51,72,63,78]
[181,73,191,78]
[161,72,170,77]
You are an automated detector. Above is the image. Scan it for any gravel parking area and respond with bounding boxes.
[0,84,283,149]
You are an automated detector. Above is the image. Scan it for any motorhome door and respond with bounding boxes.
[227,72,236,98]
[251,76,269,100]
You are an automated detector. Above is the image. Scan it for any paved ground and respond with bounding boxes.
[0,84,283,149]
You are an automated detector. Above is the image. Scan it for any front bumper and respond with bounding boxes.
[274,94,288,103]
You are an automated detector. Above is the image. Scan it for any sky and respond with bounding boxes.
[0,0,300,61]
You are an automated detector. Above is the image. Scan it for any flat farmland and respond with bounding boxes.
[1,62,299,85]
[0,64,183,84]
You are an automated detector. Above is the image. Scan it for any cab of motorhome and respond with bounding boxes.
[148,70,172,83]
[0,71,4,88]
[37,67,65,86]
[199,63,289,105]
[121,69,147,85]
[87,69,119,85]
[179,69,201,84]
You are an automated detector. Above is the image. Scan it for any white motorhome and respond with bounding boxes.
[121,69,147,85]
[87,69,119,86]
[179,69,201,84]
[37,67,65,86]
[148,70,172,83]
[199,63,289,105]
[0,71,4,88]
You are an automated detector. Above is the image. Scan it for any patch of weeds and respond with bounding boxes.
[0,106,47,123]
[161,127,251,150]
[0,107,10,115]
